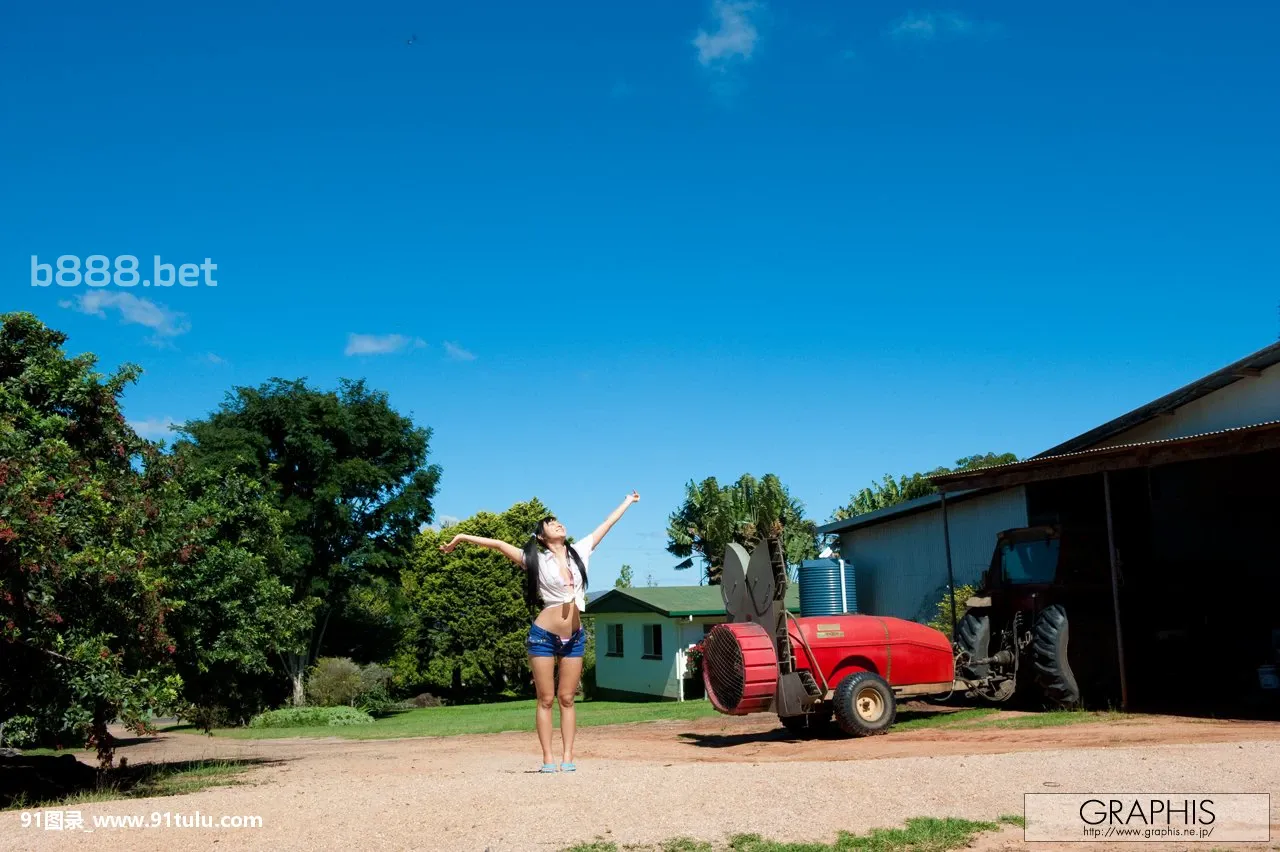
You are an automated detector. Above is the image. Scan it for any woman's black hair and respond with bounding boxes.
[521,515,588,611]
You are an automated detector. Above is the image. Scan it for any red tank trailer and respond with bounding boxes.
[700,537,970,736]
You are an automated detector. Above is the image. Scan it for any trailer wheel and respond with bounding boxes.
[954,611,991,679]
[1032,604,1081,708]
[833,672,896,736]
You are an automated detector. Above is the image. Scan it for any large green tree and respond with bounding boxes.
[174,377,441,704]
[157,458,312,727]
[0,313,180,765]
[398,500,550,698]
[666,473,818,585]
[829,453,1019,521]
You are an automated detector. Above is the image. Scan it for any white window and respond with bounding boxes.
[642,624,663,659]
[605,624,624,657]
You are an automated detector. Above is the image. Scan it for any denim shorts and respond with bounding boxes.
[527,624,586,658]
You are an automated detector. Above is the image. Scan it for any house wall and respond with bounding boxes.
[837,487,1028,623]
[1097,363,1280,447]
[592,613,724,700]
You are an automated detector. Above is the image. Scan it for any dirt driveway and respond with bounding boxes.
[4,710,1280,852]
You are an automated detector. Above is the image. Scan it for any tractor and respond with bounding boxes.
[951,524,1120,709]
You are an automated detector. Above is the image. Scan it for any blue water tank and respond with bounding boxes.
[798,558,858,617]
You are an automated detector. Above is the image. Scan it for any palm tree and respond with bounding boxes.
[666,473,818,585]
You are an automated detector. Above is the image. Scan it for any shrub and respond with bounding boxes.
[247,706,374,728]
[407,692,443,708]
[307,657,363,707]
[685,641,705,679]
[359,663,394,694]
[926,584,977,636]
[0,716,39,749]
[579,628,596,699]
[355,684,395,716]
[186,705,233,732]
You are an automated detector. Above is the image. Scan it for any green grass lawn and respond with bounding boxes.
[162,697,1135,741]
[966,709,1129,729]
[891,707,1000,731]
[893,706,1134,732]
[164,698,723,740]
[563,815,1025,852]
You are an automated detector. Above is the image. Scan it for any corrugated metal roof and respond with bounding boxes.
[815,488,989,535]
[1038,341,1280,456]
[586,584,800,617]
[930,419,1280,491]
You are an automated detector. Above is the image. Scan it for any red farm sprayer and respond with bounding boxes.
[700,536,1001,735]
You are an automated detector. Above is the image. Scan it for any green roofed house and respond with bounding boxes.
[583,585,800,702]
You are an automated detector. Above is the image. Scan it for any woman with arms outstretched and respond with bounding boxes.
[439,490,639,772]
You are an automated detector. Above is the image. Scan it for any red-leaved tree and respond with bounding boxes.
[0,312,180,767]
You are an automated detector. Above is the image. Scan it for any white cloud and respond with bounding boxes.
[60,291,190,339]
[344,333,427,356]
[888,10,1001,41]
[693,1,761,68]
[202,352,227,365]
[443,342,476,362]
[129,416,179,441]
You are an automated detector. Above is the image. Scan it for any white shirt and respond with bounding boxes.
[535,534,593,612]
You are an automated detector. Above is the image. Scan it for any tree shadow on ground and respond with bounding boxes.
[107,735,161,748]
[0,755,283,810]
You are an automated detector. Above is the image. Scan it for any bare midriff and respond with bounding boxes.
[533,600,581,637]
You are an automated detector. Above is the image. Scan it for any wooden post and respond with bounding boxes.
[941,491,958,637]
[1103,471,1130,711]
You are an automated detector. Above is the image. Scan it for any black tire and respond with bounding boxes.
[1032,604,1081,708]
[833,672,896,736]
[954,611,991,679]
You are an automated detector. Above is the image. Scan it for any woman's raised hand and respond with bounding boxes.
[439,534,465,553]
[626,490,640,504]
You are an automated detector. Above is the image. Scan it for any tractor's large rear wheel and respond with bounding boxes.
[1032,604,1081,708]
[954,611,991,679]
[833,672,896,736]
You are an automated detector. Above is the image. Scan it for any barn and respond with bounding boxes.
[817,340,1280,714]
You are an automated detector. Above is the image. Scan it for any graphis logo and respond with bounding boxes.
[31,255,218,288]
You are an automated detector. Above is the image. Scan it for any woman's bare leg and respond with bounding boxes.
[530,655,557,765]
[556,656,584,764]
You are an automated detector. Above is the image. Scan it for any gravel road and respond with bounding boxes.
[3,712,1278,852]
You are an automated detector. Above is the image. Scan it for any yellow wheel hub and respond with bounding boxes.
[855,686,885,722]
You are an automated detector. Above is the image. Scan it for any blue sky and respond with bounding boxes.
[3,1,1277,588]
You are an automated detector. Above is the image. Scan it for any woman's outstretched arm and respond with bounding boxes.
[440,533,525,567]
[588,491,640,550]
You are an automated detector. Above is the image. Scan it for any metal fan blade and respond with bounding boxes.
[721,543,750,622]
[745,539,778,628]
